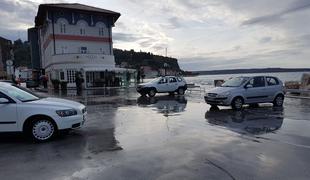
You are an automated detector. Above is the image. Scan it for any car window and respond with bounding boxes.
[177,77,183,82]
[158,78,167,84]
[266,77,279,86]
[169,77,177,83]
[0,91,14,103]
[0,85,40,102]
[247,77,265,87]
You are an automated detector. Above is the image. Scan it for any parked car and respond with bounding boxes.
[0,82,86,142]
[136,76,187,97]
[204,76,285,110]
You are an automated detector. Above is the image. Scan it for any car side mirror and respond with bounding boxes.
[245,84,253,89]
[0,98,9,104]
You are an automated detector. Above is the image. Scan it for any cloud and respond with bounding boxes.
[259,37,273,44]
[113,33,140,42]
[242,0,310,25]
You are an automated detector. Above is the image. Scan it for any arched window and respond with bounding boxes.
[77,20,87,35]
[57,18,68,34]
[60,23,66,33]
[96,22,105,36]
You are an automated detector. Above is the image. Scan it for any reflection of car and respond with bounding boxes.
[205,106,283,135]
[204,76,285,110]
[0,82,87,142]
[137,96,187,116]
[136,76,187,97]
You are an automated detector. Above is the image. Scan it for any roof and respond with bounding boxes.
[35,3,121,26]
[82,67,136,73]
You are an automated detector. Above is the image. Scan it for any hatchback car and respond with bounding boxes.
[136,76,187,97]
[204,76,284,110]
[0,82,86,142]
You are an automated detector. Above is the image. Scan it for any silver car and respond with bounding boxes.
[204,76,285,110]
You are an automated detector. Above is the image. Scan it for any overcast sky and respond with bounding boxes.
[1,0,310,71]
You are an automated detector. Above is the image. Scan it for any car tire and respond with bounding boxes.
[148,89,156,97]
[273,94,284,107]
[29,119,56,142]
[210,105,219,111]
[231,97,244,110]
[139,92,146,97]
[177,88,185,95]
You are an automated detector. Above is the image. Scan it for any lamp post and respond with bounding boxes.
[164,63,168,76]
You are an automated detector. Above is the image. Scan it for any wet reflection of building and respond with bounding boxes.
[84,94,124,153]
[205,107,284,135]
[137,96,187,117]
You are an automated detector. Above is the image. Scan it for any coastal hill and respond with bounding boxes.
[194,68,310,75]
[113,48,181,71]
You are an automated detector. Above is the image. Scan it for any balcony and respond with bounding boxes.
[44,53,115,68]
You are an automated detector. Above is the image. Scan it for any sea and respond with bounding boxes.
[183,72,310,88]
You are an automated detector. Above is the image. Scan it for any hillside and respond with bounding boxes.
[195,68,310,75]
[113,49,181,71]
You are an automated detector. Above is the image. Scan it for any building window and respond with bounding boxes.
[60,23,66,33]
[80,28,85,35]
[99,27,104,36]
[100,48,105,54]
[67,70,76,83]
[60,72,65,80]
[61,46,67,54]
[80,47,87,54]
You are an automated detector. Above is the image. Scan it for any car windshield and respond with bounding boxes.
[149,77,162,83]
[0,84,40,102]
[221,77,249,87]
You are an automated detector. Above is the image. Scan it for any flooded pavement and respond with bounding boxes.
[1,89,310,180]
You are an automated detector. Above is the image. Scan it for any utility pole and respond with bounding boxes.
[165,48,167,57]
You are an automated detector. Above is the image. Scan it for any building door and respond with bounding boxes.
[66,69,76,88]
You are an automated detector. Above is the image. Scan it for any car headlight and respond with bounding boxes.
[218,92,231,97]
[56,109,77,117]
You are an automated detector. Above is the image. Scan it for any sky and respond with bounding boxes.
[0,0,310,71]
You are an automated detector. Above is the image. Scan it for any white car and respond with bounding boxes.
[204,76,285,110]
[136,76,187,97]
[0,82,86,142]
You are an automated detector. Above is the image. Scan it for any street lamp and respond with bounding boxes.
[164,63,168,76]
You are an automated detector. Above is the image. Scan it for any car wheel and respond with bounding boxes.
[31,119,56,142]
[231,97,243,110]
[139,92,146,97]
[177,88,185,95]
[210,105,219,111]
[273,94,284,107]
[148,89,156,97]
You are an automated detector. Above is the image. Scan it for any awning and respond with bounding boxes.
[82,67,136,73]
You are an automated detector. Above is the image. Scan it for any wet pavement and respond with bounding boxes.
[1,88,310,180]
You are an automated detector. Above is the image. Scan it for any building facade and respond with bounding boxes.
[0,37,12,79]
[30,3,132,89]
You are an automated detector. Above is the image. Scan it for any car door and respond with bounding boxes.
[244,76,268,103]
[157,77,169,92]
[265,76,281,101]
[0,92,18,132]
[168,77,178,92]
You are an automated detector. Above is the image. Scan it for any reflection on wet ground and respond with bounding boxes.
[1,89,310,180]
[205,106,284,135]
[137,96,187,116]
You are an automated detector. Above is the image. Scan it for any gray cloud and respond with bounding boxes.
[259,37,272,44]
[113,32,140,42]
[242,0,310,25]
